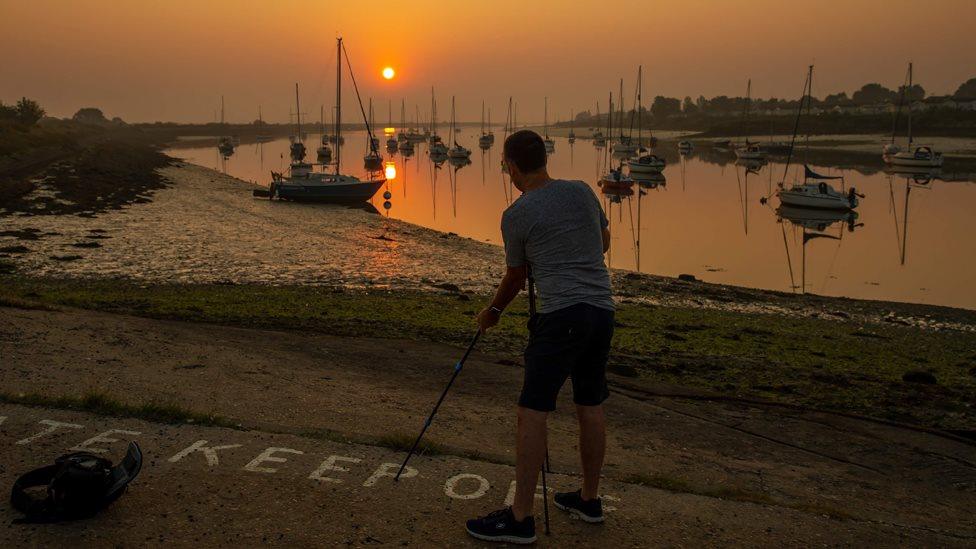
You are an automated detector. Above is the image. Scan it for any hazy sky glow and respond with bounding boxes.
[2,0,974,123]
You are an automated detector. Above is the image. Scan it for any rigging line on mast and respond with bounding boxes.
[340,41,377,153]
[781,66,812,183]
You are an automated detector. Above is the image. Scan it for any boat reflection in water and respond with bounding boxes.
[775,205,862,294]
[885,167,940,266]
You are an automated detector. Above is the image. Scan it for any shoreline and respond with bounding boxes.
[2,158,975,321]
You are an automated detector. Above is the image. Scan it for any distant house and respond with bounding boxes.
[953,98,976,111]
[915,96,957,111]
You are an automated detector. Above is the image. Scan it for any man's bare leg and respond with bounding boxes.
[511,406,548,521]
[576,404,606,500]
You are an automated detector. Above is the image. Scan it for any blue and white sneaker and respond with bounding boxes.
[465,507,537,544]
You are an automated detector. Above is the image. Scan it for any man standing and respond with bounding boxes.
[465,130,614,544]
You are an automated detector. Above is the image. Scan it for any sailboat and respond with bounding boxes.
[883,62,944,168]
[486,107,495,145]
[217,96,235,157]
[429,90,448,157]
[364,98,382,171]
[734,79,766,161]
[627,66,665,175]
[268,38,385,203]
[448,96,471,159]
[568,110,576,144]
[316,105,333,162]
[611,78,637,156]
[288,86,308,169]
[592,101,606,147]
[386,100,398,153]
[398,99,414,154]
[543,97,555,153]
[478,101,492,149]
[255,105,272,143]
[774,66,862,211]
[599,93,634,191]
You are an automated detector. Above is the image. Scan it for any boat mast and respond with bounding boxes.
[907,62,913,147]
[637,65,642,148]
[335,37,341,175]
[295,83,302,140]
[220,95,225,125]
[544,96,548,139]
[781,65,813,183]
[618,79,624,139]
[451,96,457,146]
[744,78,751,145]
[481,101,485,135]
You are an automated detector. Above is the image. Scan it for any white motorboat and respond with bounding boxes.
[885,145,944,168]
[627,149,665,174]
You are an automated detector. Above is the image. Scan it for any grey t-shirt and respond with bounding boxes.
[502,179,614,314]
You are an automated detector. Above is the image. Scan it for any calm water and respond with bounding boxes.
[166,131,976,310]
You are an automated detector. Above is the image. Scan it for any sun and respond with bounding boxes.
[382,67,395,80]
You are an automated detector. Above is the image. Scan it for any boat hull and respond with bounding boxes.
[884,153,944,168]
[778,190,853,210]
[274,178,385,204]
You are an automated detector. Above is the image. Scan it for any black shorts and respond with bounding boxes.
[519,303,614,412]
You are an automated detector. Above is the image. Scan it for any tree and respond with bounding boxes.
[681,96,698,114]
[851,83,897,105]
[898,84,925,102]
[823,92,849,105]
[73,107,108,124]
[650,96,681,119]
[0,101,17,123]
[15,97,44,127]
[953,77,976,99]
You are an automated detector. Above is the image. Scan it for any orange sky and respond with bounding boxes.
[2,0,974,123]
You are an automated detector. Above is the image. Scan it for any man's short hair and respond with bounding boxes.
[504,130,547,173]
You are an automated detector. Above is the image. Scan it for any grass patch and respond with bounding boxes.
[1,277,974,430]
[375,433,447,456]
[624,473,852,520]
[0,390,232,428]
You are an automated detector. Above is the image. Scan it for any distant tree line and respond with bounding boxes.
[0,98,45,130]
[563,77,976,127]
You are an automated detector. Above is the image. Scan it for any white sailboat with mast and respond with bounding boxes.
[774,66,862,211]
[627,65,665,174]
[479,101,492,149]
[612,78,637,155]
[568,110,576,144]
[734,79,766,161]
[268,38,385,203]
[883,62,943,168]
[430,89,448,156]
[217,95,235,156]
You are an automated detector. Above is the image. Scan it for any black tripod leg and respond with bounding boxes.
[541,462,551,535]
